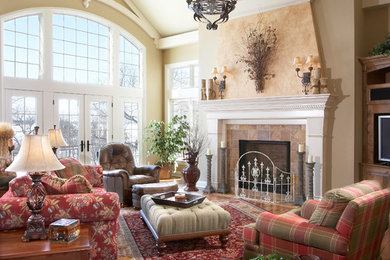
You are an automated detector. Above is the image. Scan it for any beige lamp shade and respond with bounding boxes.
[5,135,65,172]
[48,128,68,147]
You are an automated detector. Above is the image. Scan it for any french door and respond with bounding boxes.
[53,94,112,164]
[5,89,112,164]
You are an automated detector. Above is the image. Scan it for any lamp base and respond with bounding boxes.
[22,213,47,241]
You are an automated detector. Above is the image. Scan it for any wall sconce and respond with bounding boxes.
[212,66,228,99]
[293,55,320,95]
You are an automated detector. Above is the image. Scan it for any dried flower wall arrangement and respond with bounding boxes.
[236,22,278,93]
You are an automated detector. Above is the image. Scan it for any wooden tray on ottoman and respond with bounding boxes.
[151,191,205,208]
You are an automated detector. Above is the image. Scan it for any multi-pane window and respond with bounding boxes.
[11,96,38,153]
[52,14,109,85]
[58,98,80,159]
[123,102,139,163]
[119,35,140,88]
[3,15,40,79]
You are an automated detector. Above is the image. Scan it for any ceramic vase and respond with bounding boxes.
[182,161,200,192]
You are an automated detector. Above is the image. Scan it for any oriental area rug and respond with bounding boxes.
[117,199,266,260]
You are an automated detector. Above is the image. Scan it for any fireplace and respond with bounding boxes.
[200,94,335,200]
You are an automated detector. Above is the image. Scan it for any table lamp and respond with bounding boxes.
[48,125,67,156]
[6,126,64,241]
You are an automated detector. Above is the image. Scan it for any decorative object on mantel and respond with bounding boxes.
[369,34,390,56]
[204,148,215,194]
[48,125,68,157]
[236,22,277,93]
[218,141,229,194]
[294,145,306,206]
[293,55,321,95]
[207,79,217,100]
[0,122,14,175]
[305,160,315,200]
[182,126,206,191]
[6,126,64,241]
[211,66,228,99]
[201,79,207,100]
[320,77,329,94]
[186,0,237,30]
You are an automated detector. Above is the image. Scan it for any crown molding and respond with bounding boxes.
[157,31,199,50]
[83,0,160,42]
[362,0,390,8]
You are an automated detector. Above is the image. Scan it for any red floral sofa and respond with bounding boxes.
[0,158,120,260]
[242,180,390,260]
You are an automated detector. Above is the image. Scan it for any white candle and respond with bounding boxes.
[221,141,226,148]
[298,144,304,153]
[308,155,314,163]
[206,148,212,155]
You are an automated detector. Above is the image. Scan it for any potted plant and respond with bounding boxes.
[182,126,206,191]
[145,115,190,179]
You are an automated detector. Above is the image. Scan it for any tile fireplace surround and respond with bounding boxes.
[200,94,335,200]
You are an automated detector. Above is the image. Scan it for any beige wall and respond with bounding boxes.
[0,0,164,125]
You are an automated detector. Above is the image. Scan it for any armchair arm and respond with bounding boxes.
[134,165,161,182]
[0,192,120,231]
[256,212,349,255]
[103,169,130,189]
[300,199,320,219]
[84,164,104,188]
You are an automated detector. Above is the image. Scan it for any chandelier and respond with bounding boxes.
[186,0,237,30]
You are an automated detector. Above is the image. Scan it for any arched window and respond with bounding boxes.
[2,9,145,164]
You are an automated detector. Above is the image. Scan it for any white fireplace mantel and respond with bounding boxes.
[199,94,336,200]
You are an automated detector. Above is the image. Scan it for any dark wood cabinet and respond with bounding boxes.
[360,55,390,188]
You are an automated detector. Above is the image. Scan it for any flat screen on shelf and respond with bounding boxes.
[379,115,390,163]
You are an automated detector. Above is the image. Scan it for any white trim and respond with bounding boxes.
[362,0,390,8]
[158,31,199,50]
[84,0,160,42]
[230,0,310,20]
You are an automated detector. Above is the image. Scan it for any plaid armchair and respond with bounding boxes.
[243,180,390,260]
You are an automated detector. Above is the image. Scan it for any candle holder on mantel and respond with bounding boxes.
[305,162,315,200]
[294,151,306,206]
[203,154,215,194]
[217,146,229,194]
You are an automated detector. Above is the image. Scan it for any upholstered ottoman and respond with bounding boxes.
[132,182,178,209]
[140,195,231,255]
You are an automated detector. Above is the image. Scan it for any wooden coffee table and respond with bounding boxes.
[0,224,91,260]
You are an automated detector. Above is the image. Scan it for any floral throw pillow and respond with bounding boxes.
[9,175,32,197]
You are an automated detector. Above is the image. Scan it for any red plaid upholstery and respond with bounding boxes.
[42,174,93,194]
[55,157,92,183]
[309,180,381,228]
[256,212,349,255]
[243,223,259,245]
[300,199,319,219]
[243,181,390,260]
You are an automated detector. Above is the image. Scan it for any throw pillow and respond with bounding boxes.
[309,180,381,228]
[55,158,91,182]
[9,175,32,197]
[42,174,93,194]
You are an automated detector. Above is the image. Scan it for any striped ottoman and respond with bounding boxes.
[140,194,231,255]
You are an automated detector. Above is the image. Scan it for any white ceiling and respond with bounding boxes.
[130,0,308,38]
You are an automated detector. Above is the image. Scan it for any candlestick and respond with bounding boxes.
[204,154,215,194]
[294,151,306,206]
[220,141,226,148]
[305,161,315,200]
[206,148,212,155]
[308,155,314,163]
[298,144,304,153]
[217,146,229,194]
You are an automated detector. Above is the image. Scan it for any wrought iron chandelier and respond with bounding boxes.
[186,0,237,30]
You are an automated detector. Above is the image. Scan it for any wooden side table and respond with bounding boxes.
[0,224,91,260]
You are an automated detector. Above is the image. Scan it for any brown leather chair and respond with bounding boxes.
[99,143,160,206]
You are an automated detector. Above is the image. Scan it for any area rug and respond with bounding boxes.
[117,199,266,260]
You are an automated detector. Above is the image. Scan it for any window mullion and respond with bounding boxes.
[42,10,52,82]
[112,27,119,88]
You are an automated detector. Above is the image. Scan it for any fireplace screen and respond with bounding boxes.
[235,140,294,203]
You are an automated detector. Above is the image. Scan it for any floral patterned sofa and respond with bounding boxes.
[0,158,120,260]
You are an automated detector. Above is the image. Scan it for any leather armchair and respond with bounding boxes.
[99,143,161,205]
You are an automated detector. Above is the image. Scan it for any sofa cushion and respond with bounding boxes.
[42,174,93,194]
[309,180,381,228]
[55,158,91,181]
[9,175,32,197]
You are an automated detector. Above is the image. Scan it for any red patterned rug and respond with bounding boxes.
[118,199,264,260]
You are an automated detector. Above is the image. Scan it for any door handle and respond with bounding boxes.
[80,140,85,152]
[87,140,90,152]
